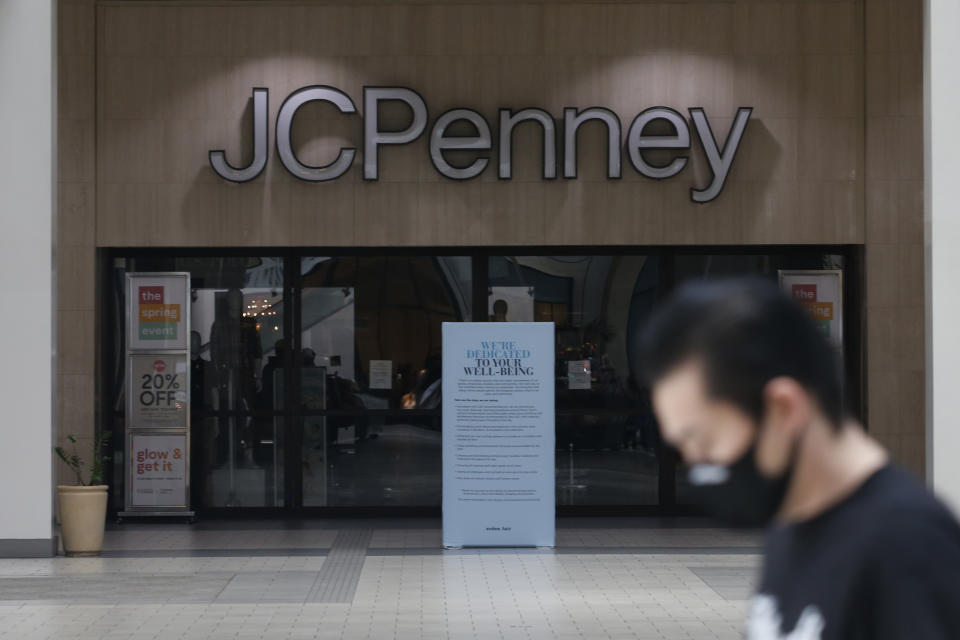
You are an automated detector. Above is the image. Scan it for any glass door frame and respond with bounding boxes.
[102,244,864,518]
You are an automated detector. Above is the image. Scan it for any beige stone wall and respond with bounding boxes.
[93,1,865,247]
[57,0,97,476]
[864,0,925,473]
[55,0,926,482]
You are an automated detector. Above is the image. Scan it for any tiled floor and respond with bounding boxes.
[0,519,762,639]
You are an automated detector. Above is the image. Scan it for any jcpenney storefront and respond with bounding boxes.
[56,1,921,517]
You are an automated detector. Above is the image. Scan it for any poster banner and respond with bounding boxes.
[122,272,193,518]
[442,322,555,548]
[369,360,392,389]
[129,433,188,508]
[126,274,190,350]
[778,270,843,348]
[128,354,189,429]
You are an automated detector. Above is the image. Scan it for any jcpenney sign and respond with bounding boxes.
[210,86,752,203]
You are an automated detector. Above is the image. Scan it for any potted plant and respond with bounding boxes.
[55,431,111,556]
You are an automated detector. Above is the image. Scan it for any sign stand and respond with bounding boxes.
[441,322,555,548]
[118,272,195,522]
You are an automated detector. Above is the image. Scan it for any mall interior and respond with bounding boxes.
[2,0,960,638]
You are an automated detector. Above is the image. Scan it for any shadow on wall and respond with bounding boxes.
[731,119,789,239]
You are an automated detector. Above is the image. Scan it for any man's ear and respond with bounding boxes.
[762,377,811,436]
[755,377,812,476]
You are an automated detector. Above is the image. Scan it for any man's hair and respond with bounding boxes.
[639,277,844,427]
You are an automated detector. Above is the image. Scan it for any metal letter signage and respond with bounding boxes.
[627,107,690,180]
[363,87,428,180]
[564,107,622,179]
[209,85,752,203]
[276,85,357,182]
[498,108,557,180]
[429,108,492,180]
[210,88,268,183]
[690,107,752,203]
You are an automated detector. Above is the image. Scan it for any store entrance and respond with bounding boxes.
[106,247,860,516]
[296,255,468,508]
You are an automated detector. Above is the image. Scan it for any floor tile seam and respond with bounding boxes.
[308,529,371,603]
[329,541,367,550]
[306,566,337,602]
[330,546,369,555]
[333,530,373,547]
[0,570,243,576]
[331,528,373,542]
[316,574,345,589]
[308,565,366,603]
[311,576,347,593]
[313,557,362,577]
[97,550,333,559]
[319,577,359,596]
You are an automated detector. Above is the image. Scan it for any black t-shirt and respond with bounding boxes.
[750,465,960,639]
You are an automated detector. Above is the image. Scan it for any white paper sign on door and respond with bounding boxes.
[567,360,591,390]
[442,322,555,548]
[369,360,392,389]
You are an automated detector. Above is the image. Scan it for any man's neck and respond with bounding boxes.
[776,420,888,523]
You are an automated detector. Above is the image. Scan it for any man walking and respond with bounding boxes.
[640,278,960,639]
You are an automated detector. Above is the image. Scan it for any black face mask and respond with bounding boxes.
[686,441,794,528]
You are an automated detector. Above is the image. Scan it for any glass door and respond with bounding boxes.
[488,255,664,506]
[112,255,288,508]
[111,248,854,514]
[187,257,287,508]
[297,255,472,507]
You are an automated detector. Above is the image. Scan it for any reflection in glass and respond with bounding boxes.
[300,256,469,506]
[299,256,469,404]
[556,415,660,506]
[490,256,662,505]
[317,418,442,506]
[489,286,534,321]
[184,257,286,508]
[112,256,288,508]
[109,250,847,511]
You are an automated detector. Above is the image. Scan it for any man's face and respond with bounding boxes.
[652,359,808,479]
[652,359,756,467]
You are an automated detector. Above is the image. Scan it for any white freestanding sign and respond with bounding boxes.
[442,322,555,548]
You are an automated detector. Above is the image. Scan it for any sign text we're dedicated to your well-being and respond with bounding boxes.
[210,86,752,203]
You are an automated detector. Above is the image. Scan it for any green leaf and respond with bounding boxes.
[56,431,113,486]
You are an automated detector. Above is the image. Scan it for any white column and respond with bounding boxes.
[0,0,56,556]
[925,0,960,513]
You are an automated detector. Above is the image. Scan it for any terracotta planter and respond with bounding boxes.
[57,485,108,556]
